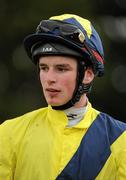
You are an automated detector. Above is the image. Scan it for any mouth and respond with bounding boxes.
[45,88,61,97]
[46,88,60,92]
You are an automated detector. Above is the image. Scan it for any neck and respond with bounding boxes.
[74,94,87,108]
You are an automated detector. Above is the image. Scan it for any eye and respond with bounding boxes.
[39,64,49,72]
[58,67,68,72]
[56,65,70,72]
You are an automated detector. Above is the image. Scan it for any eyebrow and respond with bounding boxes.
[39,63,72,68]
[55,64,72,68]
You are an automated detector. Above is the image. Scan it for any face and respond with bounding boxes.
[39,56,77,107]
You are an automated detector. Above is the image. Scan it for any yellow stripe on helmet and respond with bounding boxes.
[50,14,92,38]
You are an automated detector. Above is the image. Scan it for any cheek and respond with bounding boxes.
[62,76,76,92]
[39,72,45,86]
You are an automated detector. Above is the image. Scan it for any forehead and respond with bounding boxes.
[39,55,77,65]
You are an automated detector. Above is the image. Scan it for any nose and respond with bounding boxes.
[45,69,57,85]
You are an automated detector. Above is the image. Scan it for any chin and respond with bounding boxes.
[48,102,63,107]
[47,100,66,107]
[46,96,69,107]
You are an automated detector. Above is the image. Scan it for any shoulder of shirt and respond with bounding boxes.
[0,106,49,130]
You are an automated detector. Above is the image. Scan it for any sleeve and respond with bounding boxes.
[116,149,126,180]
[0,124,16,180]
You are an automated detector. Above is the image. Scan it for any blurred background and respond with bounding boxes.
[0,0,126,124]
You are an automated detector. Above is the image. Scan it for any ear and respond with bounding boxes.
[83,67,95,84]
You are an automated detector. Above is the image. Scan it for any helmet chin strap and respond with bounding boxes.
[51,82,92,110]
[52,60,92,110]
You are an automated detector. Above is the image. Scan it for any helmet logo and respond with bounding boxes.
[42,47,53,52]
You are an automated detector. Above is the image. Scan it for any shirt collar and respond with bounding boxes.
[47,102,100,129]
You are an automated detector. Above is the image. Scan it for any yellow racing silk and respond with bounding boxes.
[0,102,126,180]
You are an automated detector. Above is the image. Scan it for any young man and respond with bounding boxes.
[0,14,126,180]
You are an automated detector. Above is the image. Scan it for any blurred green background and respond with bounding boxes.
[0,0,126,123]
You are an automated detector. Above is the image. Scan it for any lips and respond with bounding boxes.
[45,88,61,97]
[46,88,60,92]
